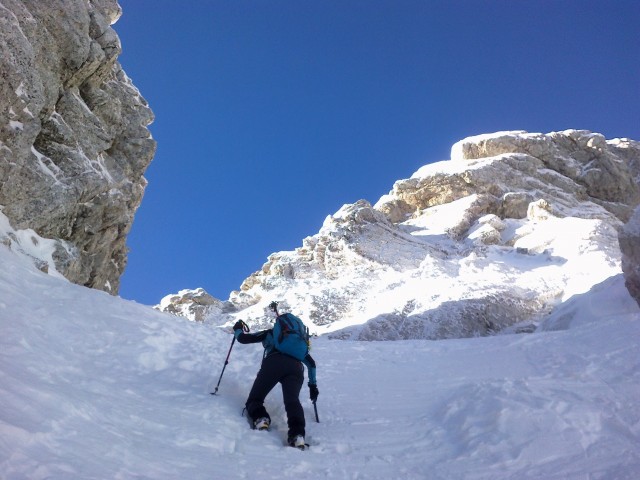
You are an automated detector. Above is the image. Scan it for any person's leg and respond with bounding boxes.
[280,358,305,439]
[245,358,280,425]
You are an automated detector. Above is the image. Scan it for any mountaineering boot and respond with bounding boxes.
[254,417,270,431]
[288,435,306,450]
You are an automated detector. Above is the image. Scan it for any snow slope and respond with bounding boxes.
[1,229,640,478]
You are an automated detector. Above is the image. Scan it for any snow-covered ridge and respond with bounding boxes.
[160,130,640,341]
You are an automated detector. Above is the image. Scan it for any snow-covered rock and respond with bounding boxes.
[155,288,234,323]
[450,130,639,216]
[162,130,639,341]
[0,207,71,281]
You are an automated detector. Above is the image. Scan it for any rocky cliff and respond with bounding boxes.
[159,130,640,340]
[0,0,155,293]
[619,205,640,308]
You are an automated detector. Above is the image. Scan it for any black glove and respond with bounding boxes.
[308,383,319,402]
[232,320,245,332]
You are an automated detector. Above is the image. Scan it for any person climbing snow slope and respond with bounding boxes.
[233,302,318,449]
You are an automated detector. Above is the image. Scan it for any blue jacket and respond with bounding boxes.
[234,328,317,385]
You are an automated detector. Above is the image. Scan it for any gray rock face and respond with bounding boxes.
[0,0,155,293]
[619,206,640,307]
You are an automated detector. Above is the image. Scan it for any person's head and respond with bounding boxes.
[268,301,279,315]
[264,300,290,318]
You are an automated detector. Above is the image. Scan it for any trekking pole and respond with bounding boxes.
[313,400,320,423]
[211,320,249,395]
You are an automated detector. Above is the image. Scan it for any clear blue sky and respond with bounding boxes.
[115,0,640,306]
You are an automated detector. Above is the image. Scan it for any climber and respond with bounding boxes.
[233,302,318,449]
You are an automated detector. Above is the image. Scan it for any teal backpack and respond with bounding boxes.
[272,313,310,361]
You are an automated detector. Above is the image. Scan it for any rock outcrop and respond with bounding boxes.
[619,205,640,307]
[155,288,233,323]
[380,130,639,227]
[0,0,155,293]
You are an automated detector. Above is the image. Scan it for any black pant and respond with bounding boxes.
[245,353,305,438]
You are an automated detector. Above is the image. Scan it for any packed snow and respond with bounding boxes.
[1,213,639,479]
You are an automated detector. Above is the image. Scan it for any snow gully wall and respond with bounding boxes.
[0,0,155,293]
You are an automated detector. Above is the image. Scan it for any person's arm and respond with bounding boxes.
[303,353,319,402]
[234,329,268,344]
[233,321,268,344]
[302,353,317,385]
